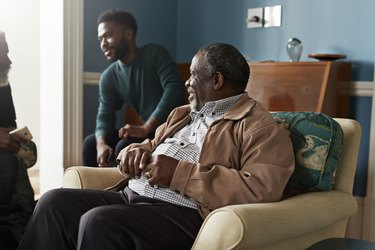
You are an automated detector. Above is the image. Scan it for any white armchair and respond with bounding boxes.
[63,118,361,250]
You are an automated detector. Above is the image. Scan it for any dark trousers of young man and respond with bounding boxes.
[17,187,203,250]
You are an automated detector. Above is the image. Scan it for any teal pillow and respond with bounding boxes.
[272,112,344,197]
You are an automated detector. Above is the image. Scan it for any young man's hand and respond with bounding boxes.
[96,138,113,167]
[118,124,149,139]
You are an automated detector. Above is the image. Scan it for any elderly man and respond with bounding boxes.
[0,31,19,207]
[0,31,36,248]
[18,43,294,250]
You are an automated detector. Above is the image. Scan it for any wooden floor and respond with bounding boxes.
[27,166,40,199]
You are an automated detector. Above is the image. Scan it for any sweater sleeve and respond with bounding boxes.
[95,66,124,138]
[149,45,186,123]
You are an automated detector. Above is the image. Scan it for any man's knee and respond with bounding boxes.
[79,206,114,238]
[82,134,98,166]
[82,134,96,152]
[80,206,113,225]
[35,189,71,212]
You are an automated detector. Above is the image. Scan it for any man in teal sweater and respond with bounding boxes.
[82,9,185,167]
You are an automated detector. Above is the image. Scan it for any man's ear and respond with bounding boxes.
[212,71,224,90]
[123,28,134,40]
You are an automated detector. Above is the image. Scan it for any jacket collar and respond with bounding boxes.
[223,93,257,120]
[172,93,257,124]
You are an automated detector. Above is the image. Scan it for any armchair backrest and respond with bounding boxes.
[332,118,361,194]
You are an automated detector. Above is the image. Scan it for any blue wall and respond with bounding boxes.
[177,0,375,80]
[83,0,375,197]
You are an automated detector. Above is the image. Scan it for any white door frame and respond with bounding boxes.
[39,0,83,193]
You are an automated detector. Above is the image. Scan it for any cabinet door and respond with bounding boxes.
[246,61,350,117]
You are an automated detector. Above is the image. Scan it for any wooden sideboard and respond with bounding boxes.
[246,61,351,118]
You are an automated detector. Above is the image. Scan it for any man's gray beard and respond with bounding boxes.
[0,69,9,87]
[190,98,198,112]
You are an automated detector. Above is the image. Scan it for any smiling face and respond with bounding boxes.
[98,21,130,63]
[185,52,215,111]
[185,43,250,111]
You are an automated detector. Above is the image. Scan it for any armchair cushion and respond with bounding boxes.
[272,112,343,197]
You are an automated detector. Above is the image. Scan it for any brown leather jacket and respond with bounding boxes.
[124,93,295,218]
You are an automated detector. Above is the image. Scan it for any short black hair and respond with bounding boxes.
[98,9,138,37]
[198,43,250,90]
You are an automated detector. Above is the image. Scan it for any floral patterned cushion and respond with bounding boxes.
[272,112,344,197]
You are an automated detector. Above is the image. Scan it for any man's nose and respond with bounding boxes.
[185,77,191,88]
[100,39,108,50]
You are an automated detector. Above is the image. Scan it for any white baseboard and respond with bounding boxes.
[83,72,101,85]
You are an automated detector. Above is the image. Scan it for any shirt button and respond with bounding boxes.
[243,172,251,178]
[180,142,185,146]
[200,114,204,118]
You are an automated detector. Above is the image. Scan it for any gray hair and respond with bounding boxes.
[198,43,250,89]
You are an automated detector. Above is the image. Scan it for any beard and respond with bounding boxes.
[0,68,9,87]
[189,97,198,112]
[108,37,129,63]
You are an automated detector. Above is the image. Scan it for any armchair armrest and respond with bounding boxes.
[192,191,357,250]
[63,166,124,190]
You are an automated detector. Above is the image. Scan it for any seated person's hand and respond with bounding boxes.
[143,155,179,187]
[0,127,25,153]
[118,124,149,139]
[96,143,113,167]
[116,148,151,178]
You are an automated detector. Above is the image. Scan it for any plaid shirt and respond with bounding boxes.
[128,94,243,209]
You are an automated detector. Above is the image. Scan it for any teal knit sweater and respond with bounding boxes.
[95,44,186,138]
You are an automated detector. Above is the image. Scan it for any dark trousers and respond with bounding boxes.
[0,152,18,206]
[18,188,203,250]
[82,132,150,167]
